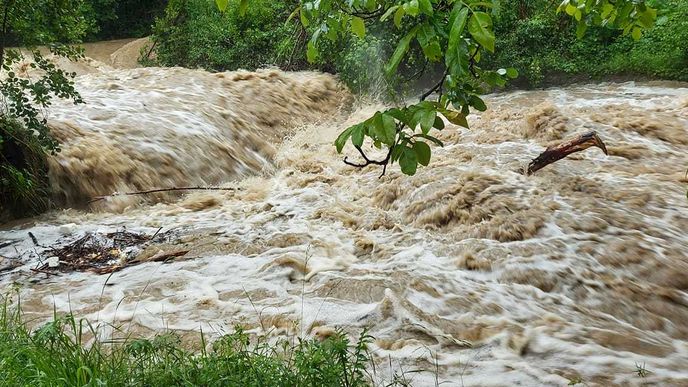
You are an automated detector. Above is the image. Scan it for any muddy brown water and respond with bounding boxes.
[1,40,688,386]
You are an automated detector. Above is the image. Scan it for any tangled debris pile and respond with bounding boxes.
[33,228,185,275]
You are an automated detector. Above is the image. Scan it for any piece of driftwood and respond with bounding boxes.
[89,186,240,204]
[526,131,608,175]
[145,250,189,263]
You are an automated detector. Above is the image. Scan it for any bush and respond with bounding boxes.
[603,0,688,80]
[0,117,51,218]
[488,0,688,86]
[149,0,298,72]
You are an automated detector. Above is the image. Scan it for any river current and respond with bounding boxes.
[1,40,688,386]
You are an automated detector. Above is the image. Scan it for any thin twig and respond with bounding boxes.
[89,186,240,204]
[149,227,163,241]
[420,69,449,102]
[342,123,404,178]
[0,240,18,249]
[30,268,59,277]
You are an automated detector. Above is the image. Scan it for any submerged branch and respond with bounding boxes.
[89,186,241,204]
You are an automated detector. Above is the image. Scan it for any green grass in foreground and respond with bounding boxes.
[0,300,411,387]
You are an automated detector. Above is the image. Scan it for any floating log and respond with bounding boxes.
[526,131,608,175]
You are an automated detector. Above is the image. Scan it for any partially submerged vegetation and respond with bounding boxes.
[0,298,412,386]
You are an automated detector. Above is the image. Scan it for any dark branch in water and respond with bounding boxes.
[526,131,608,175]
[89,186,241,204]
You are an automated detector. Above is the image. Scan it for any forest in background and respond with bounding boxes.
[145,0,687,93]
[23,0,683,91]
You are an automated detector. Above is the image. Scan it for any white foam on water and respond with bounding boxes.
[1,60,688,385]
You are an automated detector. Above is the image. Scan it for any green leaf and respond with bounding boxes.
[215,0,229,12]
[433,116,445,130]
[372,113,397,145]
[447,5,469,70]
[410,103,435,130]
[300,8,310,27]
[423,42,442,61]
[483,71,506,87]
[470,95,487,111]
[352,124,365,147]
[416,24,435,46]
[631,27,641,40]
[394,6,406,28]
[439,108,469,128]
[419,0,433,16]
[467,12,495,52]
[403,0,420,17]
[391,145,403,162]
[384,27,418,75]
[335,125,356,153]
[306,41,318,63]
[239,0,248,16]
[506,67,519,78]
[601,3,614,18]
[576,21,588,38]
[380,5,399,22]
[386,108,411,127]
[638,8,657,29]
[351,16,366,39]
[413,141,431,166]
[399,147,418,175]
[414,133,444,146]
[565,3,577,16]
[419,109,436,134]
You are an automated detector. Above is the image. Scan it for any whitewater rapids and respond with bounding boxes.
[1,45,688,386]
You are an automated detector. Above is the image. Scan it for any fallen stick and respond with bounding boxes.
[149,227,163,241]
[30,268,59,277]
[0,240,18,249]
[526,131,608,175]
[143,250,190,264]
[89,186,240,204]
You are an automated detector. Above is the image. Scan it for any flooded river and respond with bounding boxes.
[1,41,688,386]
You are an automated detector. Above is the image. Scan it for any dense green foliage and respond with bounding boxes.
[0,300,405,386]
[149,0,300,72]
[2,0,92,46]
[83,0,167,41]
[159,0,686,90]
[491,0,688,86]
